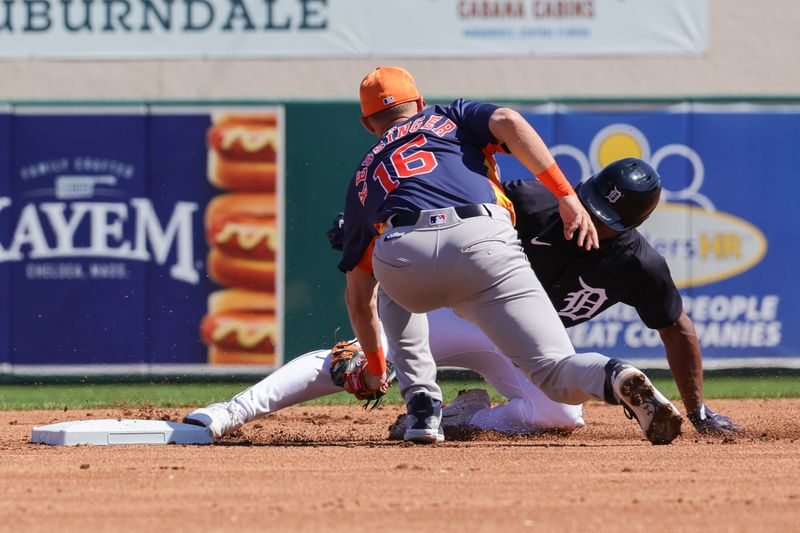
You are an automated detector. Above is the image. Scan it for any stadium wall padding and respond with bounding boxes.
[0,100,798,377]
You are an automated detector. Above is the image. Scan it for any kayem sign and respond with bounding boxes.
[0,0,707,58]
[0,106,284,374]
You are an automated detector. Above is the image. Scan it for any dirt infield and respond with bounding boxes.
[1,399,799,533]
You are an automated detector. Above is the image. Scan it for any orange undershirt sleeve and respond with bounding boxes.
[355,236,377,275]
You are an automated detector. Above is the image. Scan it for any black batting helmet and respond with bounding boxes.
[576,157,662,231]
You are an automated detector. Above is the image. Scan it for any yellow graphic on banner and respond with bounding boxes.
[548,121,768,288]
[214,223,277,252]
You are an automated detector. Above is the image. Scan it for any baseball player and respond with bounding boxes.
[183,309,585,440]
[501,159,738,434]
[337,66,681,445]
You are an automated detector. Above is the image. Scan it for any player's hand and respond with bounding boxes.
[329,341,395,410]
[688,405,740,435]
[558,194,599,250]
[363,371,389,394]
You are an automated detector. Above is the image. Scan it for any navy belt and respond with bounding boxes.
[389,204,490,228]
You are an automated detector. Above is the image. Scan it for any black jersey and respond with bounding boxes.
[502,179,683,329]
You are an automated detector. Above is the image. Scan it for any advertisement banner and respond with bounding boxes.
[0,105,284,374]
[497,104,800,367]
[0,0,707,59]
[8,109,150,365]
[0,109,10,370]
[2,101,799,376]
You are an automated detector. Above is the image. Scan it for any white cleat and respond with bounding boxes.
[183,402,246,439]
[388,414,408,441]
[441,388,491,431]
[613,367,683,445]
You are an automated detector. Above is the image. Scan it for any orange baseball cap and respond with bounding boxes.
[359,66,423,118]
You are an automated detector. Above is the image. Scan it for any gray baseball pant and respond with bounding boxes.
[373,203,610,405]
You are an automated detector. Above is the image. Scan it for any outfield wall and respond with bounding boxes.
[0,99,799,378]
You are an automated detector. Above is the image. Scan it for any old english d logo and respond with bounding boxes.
[605,186,623,204]
[558,277,608,321]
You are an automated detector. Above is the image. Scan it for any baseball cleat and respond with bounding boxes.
[389,389,490,441]
[388,414,408,441]
[389,413,444,442]
[441,388,490,429]
[404,392,444,444]
[612,367,683,445]
[688,405,740,435]
[183,402,246,439]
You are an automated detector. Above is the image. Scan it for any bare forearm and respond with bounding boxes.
[345,290,381,352]
[488,107,555,175]
[488,107,597,249]
[659,311,704,412]
[344,269,386,382]
[344,268,382,351]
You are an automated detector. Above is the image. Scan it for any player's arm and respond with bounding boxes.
[345,267,381,358]
[344,250,387,391]
[331,213,389,381]
[659,314,740,434]
[633,261,704,412]
[634,250,739,434]
[657,311,703,412]
[487,107,598,250]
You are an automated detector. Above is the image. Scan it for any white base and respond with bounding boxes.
[31,419,213,446]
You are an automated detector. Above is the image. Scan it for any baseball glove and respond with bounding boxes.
[327,212,345,251]
[329,340,395,410]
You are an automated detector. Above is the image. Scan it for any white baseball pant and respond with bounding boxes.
[225,307,584,434]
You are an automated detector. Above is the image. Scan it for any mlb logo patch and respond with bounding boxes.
[383,96,395,105]
[429,213,447,225]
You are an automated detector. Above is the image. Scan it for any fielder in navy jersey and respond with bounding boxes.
[338,98,513,274]
[340,66,682,445]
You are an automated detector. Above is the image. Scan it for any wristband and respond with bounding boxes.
[536,162,575,198]
[365,346,387,377]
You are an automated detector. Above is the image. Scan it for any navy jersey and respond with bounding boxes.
[339,99,512,273]
[503,179,683,329]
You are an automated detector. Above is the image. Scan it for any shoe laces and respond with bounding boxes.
[220,402,245,427]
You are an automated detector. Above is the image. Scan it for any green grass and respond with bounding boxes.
[0,376,799,410]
